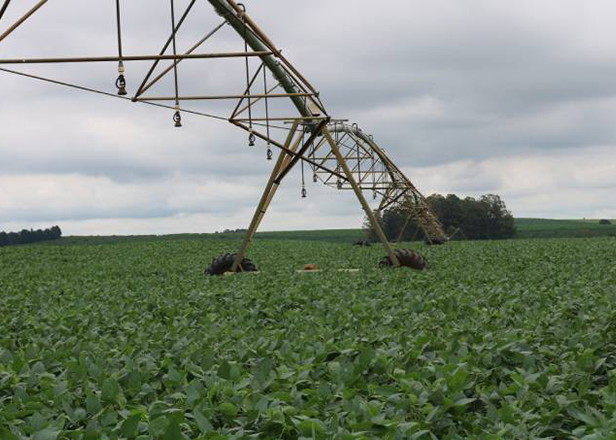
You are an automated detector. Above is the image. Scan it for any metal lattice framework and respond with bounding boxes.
[0,0,446,269]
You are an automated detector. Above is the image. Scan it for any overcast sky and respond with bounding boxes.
[1,0,615,235]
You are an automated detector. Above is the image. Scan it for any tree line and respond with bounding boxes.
[0,226,62,247]
[367,194,516,241]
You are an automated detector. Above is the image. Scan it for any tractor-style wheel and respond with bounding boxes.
[206,253,258,276]
[379,249,428,271]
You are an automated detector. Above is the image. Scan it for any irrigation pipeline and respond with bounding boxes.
[0,0,446,242]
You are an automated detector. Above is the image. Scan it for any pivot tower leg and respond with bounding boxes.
[230,121,302,271]
[322,129,400,267]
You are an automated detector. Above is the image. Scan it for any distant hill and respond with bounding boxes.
[52,229,366,246]
[33,218,616,247]
[515,218,616,239]
[228,218,615,241]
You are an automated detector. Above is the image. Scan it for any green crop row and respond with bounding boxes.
[1,237,615,439]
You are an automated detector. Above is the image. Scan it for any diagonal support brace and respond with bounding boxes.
[322,129,400,267]
[230,120,303,272]
[274,118,330,184]
[0,0,47,45]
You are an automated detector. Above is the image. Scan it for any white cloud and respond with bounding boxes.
[1,0,616,234]
[407,145,616,218]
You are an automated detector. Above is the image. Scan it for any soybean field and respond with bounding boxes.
[1,236,615,439]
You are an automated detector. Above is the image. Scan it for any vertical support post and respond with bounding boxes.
[231,121,301,271]
[415,207,435,245]
[396,210,415,243]
[376,187,393,212]
[363,191,391,245]
[412,225,421,242]
[322,129,400,267]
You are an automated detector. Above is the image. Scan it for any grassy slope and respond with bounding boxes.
[258,218,616,241]
[53,218,616,246]
[54,229,367,246]
[515,218,616,239]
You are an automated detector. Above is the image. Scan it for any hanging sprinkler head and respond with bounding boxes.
[248,132,256,147]
[313,174,318,183]
[173,107,182,128]
[266,146,273,160]
[116,63,127,96]
[301,187,307,198]
[373,191,377,200]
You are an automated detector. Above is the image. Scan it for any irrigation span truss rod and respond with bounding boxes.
[0,0,448,269]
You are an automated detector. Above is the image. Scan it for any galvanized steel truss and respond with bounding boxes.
[0,0,446,268]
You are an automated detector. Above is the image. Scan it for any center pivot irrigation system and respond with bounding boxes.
[0,0,447,274]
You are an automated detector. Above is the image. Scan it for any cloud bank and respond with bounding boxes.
[0,0,615,235]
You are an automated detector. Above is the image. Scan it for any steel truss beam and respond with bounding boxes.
[0,0,446,268]
[230,120,348,182]
[139,93,314,101]
[274,119,330,184]
[0,52,271,64]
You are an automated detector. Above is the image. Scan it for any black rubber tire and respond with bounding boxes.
[205,252,258,276]
[379,248,428,271]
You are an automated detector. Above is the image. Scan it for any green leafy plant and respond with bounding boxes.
[0,237,615,438]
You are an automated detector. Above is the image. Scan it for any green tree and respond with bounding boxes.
[365,193,516,241]
[0,225,63,247]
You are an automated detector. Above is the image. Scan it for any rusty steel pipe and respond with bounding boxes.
[224,0,321,99]
[0,51,271,64]
[139,93,314,101]
[206,0,316,119]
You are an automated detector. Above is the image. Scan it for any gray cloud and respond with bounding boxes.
[1,0,615,234]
